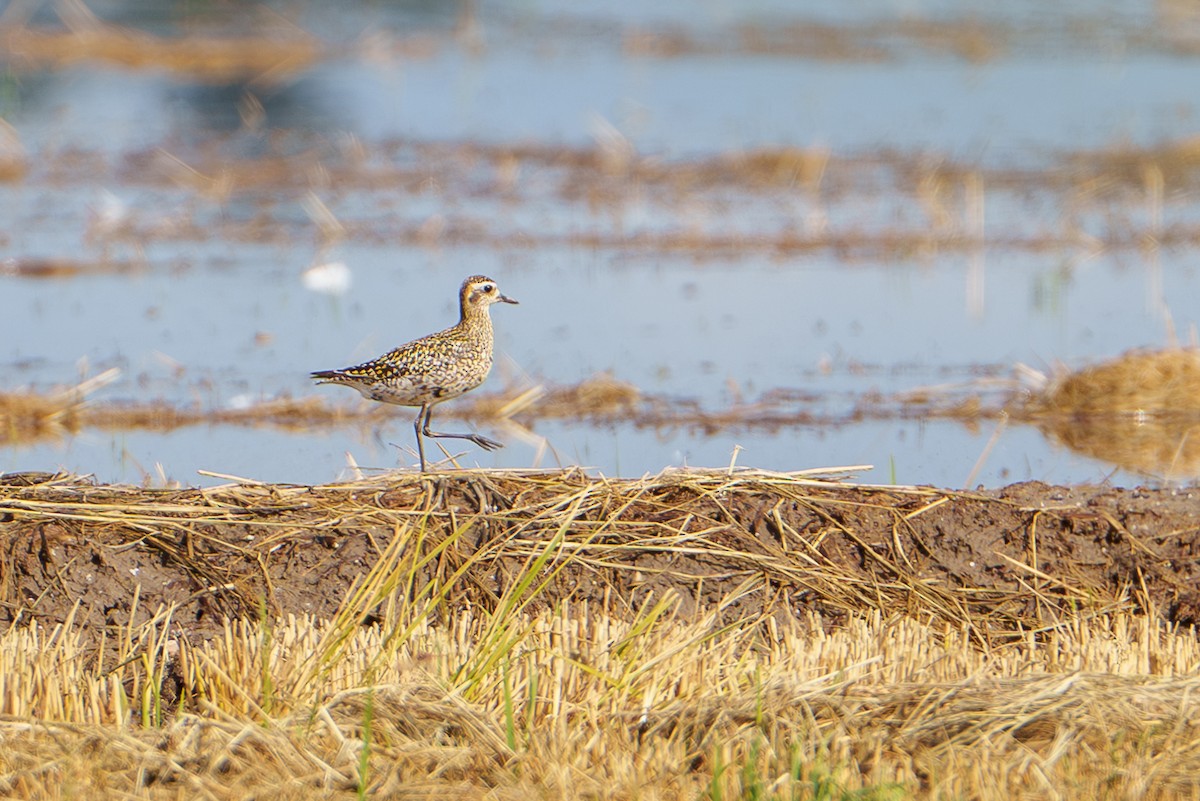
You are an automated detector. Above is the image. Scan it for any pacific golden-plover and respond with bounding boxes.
[311,275,518,471]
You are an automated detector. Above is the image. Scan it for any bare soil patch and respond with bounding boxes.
[1,469,1197,646]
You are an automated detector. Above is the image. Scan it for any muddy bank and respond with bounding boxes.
[0,469,1197,644]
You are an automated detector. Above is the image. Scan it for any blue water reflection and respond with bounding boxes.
[1,0,1198,486]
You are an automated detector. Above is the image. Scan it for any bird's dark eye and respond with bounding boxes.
[482,284,495,293]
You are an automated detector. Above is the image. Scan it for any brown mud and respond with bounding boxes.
[1,469,1197,647]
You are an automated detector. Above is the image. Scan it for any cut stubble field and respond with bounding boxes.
[0,468,1198,800]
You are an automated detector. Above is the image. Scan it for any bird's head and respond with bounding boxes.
[461,275,519,312]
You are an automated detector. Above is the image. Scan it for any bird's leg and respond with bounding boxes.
[413,405,429,471]
[422,406,504,452]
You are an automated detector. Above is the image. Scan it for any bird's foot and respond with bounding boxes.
[469,434,504,451]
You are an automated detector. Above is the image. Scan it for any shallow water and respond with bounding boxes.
[2,0,1199,487]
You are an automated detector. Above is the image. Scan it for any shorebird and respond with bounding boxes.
[311,275,518,471]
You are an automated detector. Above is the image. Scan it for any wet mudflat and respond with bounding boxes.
[4,469,1200,642]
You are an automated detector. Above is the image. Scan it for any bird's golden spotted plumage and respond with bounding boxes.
[311,275,518,470]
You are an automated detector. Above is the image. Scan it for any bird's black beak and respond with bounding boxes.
[499,294,519,305]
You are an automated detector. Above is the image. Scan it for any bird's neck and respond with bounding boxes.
[458,304,493,335]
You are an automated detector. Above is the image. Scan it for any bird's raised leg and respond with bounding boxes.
[422,405,504,453]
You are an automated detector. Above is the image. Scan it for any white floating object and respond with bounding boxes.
[226,394,255,411]
[302,261,352,296]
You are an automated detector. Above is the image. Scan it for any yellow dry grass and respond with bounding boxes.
[12,351,1200,481]
[7,127,1196,260]
[0,373,412,444]
[0,371,976,448]
[1028,348,1200,479]
[0,11,320,84]
[1035,348,1200,416]
[0,369,119,442]
[0,600,1198,800]
[0,468,1196,797]
[620,14,1200,64]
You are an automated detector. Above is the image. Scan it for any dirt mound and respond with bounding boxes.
[1,469,1198,644]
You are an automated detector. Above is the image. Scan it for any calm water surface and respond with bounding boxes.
[1,0,1197,487]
